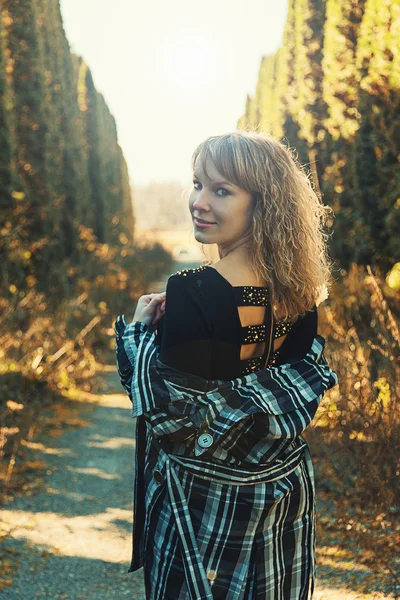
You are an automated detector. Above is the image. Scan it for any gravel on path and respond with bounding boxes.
[1,369,145,599]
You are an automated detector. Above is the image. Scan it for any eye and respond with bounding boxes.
[192,180,230,197]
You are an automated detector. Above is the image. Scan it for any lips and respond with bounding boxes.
[194,217,216,224]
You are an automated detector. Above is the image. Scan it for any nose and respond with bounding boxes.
[191,187,211,213]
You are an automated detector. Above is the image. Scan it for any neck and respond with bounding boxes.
[217,238,253,262]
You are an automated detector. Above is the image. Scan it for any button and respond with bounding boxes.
[206,569,217,581]
[153,470,163,484]
[197,432,213,449]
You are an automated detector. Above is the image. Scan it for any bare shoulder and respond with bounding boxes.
[209,259,267,287]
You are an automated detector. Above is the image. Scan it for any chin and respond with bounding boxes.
[193,228,210,236]
[193,229,214,243]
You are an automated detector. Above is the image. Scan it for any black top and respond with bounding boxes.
[155,265,318,380]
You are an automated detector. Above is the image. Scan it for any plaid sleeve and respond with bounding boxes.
[114,315,182,418]
[152,336,337,456]
[143,343,338,457]
[114,316,156,407]
[193,338,338,454]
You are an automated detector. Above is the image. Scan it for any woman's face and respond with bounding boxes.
[189,156,255,255]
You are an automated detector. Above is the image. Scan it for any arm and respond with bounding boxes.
[114,316,156,407]
[149,334,338,455]
[157,274,213,378]
[114,273,213,415]
[192,339,338,455]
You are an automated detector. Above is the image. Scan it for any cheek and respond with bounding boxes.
[227,204,251,226]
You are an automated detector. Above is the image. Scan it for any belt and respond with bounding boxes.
[148,437,306,600]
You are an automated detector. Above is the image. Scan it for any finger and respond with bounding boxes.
[152,293,165,302]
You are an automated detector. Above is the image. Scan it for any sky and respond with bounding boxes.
[59,0,288,188]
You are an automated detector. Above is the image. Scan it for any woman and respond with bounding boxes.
[115,130,338,599]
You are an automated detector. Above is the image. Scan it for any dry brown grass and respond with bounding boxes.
[307,263,400,596]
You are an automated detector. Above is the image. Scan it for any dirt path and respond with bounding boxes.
[0,369,145,599]
[0,368,394,599]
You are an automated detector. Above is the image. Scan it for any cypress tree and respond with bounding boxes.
[238,0,399,273]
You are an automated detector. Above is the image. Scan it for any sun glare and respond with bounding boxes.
[158,30,220,97]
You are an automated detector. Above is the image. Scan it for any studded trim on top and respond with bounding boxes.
[173,266,208,276]
[232,286,269,307]
[267,348,281,367]
[273,320,295,338]
[239,355,264,375]
[239,347,281,374]
[172,265,294,374]
[240,323,267,344]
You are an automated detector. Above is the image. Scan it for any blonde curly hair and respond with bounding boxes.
[189,130,335,320]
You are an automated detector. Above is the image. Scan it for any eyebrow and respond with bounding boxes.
[193,173,233,186]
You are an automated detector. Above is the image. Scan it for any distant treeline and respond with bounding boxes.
[0,0,136,299]
[238,0,399,275]
[132,181,193,231]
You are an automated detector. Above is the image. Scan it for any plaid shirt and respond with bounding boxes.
[114,316,338,599]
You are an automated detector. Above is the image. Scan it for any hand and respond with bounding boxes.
[133,291,166,327]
